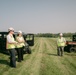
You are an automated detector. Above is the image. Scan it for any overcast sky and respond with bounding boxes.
[0,0,76,33]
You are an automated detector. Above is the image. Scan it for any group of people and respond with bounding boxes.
[6,27,66,68]
[6,27,25,68]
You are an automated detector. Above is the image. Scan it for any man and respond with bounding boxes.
[6,27,17,68]
[57,33,66,56]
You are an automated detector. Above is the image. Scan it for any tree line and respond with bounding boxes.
[34,32,76,38]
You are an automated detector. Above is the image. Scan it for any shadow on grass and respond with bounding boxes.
[47,53,58,56]
[65,52,76,56]
[0,59,9,66]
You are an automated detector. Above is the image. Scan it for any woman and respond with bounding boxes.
[16,30,25,62]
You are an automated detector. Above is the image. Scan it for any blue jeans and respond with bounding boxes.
[9,48,16,67]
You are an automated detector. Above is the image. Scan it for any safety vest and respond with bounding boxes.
[7,36,16,49]
[16,36,25,48]
[57,37,66,47]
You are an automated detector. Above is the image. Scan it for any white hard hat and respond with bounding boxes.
[18,30,22,34]
[60,33,63,36]
[8,27,14,32]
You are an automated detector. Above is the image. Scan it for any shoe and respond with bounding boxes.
[21,59,24,60]
[10,65,16,68]
[18,60,21,62]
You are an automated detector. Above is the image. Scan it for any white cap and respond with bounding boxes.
[8,27,14,32]
[60,33,63,36]
[18,30,22,34]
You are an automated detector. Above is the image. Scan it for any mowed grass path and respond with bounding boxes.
[0,37,76,75]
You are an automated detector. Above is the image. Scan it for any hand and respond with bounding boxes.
[15,41,18,44]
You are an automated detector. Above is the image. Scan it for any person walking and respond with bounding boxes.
[16,30,25,62]
[6,27,17,68]
[57,33,66,56]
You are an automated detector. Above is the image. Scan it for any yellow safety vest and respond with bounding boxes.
[57,37,66,47]
[7,36,16,49]
[16,36,25,48]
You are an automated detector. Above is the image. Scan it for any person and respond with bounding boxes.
[57,33,66,56]
[6,27,17,68]
[16,30,25,62]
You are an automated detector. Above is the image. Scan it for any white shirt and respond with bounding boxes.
[7,34,15,43]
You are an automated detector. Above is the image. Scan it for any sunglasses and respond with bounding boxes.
[11,30,14,32]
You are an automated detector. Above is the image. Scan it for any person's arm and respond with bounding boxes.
[16,37,20,43]
[7,35,17,44]
[16,37,25,43]
[64,38,66,45]
[22,37,25,43]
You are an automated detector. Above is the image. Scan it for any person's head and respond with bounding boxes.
[17,30,22,36]
[59,33,63,37]
[8,27,14,34]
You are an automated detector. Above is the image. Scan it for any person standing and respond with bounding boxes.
[16,30,25,62]
[6,27,17,68]
[57,33,66,56]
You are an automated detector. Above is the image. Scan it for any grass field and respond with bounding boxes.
[0,37,76,75]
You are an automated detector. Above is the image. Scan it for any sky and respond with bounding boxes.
[0,0,76,33]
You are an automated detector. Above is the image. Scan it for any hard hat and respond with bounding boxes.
[8,27,14,32]
[18,30,22,34]
[60,33,63,36]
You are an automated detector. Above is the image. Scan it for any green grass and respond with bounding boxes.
[0,37,76,75]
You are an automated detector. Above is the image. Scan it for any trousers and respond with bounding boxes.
[57,46,64,56]
[9,48,16,67]
[17,46,24,62]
